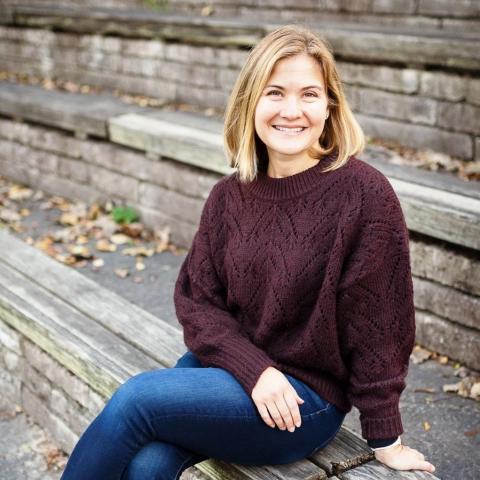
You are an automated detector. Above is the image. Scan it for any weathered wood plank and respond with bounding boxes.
[196,460,250,480]
[0,261,159,374]
[0,284,121,398]
[309,427,373,476]
[365,153,480,200]
[339,460,438,479]
[390,178,480,250]
[0,230,186,367]
[109,113,235,176]
[0,82,143,138]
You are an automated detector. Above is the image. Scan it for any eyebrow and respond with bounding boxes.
[264,84,323,91]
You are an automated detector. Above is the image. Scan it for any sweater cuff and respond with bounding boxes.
[360,408,404,440]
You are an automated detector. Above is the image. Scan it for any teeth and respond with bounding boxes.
[274,126,305,132]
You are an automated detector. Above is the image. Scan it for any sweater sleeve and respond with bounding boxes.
[173,181,280,396]
[337,177,416,441]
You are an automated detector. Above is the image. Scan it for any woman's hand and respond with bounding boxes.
[251,366,305,432]
[374,443,436,474]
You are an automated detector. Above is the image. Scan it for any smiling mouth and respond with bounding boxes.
[272,125,307,134]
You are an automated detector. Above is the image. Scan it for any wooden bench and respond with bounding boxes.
[0,229,439,479]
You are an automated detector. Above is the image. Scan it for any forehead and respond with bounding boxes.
[267,54,324,87]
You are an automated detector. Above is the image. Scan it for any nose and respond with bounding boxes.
[280,95,302,119]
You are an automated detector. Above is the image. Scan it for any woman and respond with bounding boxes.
[61,25,436,479]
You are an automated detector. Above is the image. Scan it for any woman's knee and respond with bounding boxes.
[109,370,161,417]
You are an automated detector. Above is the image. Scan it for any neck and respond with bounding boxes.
[266,156,320,179]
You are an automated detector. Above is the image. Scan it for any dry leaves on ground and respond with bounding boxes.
[411,345,480,402]
[0,177,180,278]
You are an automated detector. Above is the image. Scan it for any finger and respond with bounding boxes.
[284,390,302,428]
[276,395,296,432]
[256,402,275,428]
[266,400,286,430]
[418,461,436,473]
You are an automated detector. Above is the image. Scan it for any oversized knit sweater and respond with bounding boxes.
[173,154,416,445]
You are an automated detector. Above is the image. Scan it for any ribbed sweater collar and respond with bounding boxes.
[244,154,345,201]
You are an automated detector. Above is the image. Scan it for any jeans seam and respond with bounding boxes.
[309,401,332,416]
[149,403,333,424]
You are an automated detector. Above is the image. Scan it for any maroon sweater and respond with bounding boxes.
[174,155,416,442]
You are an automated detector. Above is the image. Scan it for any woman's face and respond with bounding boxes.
[254,54,329,166]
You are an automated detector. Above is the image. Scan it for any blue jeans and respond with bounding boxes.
[61,351,345,480]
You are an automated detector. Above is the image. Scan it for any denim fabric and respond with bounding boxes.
[61,351,345,480]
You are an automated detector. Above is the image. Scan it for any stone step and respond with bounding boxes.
[0,229,438,479]
[1,81,478,250]
[1,4,478,71]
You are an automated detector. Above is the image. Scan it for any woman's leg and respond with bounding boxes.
[61,351,345,480]
[122,351,207,480]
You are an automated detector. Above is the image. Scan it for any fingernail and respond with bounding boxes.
[295,421,301,427]
[289,427,295,432]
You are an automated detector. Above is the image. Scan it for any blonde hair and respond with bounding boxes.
[223,24,365,183]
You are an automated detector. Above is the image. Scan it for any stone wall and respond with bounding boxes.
[0,320,98,454]
[0,26,478,161]
[0,116,479,371]
[3,0,479,31]
[0,117,219,248]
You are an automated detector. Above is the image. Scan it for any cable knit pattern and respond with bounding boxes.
[174,155,416,441]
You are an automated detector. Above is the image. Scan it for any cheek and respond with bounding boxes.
[255,100,276,126]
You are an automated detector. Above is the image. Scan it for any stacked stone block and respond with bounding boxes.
[0,25,478,160]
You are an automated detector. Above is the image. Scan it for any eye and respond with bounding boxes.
[266,90,282,96]
[304,91,318,98]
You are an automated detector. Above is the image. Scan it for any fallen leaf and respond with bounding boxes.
[111,233,131,245]
[87,203,101,220]
[443,382,460,393]
[58,212,80,226]
[438,355,449,365]
[96,239,117,252]
[92,215,117,237]
[422,421,431,431]
[122,246,154,257]
[410,345,432,364]
[0,208,21,222]
[8,185,33,200]
[67,245,92,259]
[92,258,104,269]
[115,268,129,279]
[133,275,144,284]
[54,253,78,265]
[470,381,480,400]
[413,387,436,394]
[75,235,89,245]
[135,260,146,271]
[9,223,25,233]
[72,260,87,268]
[119,222,144,238]
[19,208,30,217]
